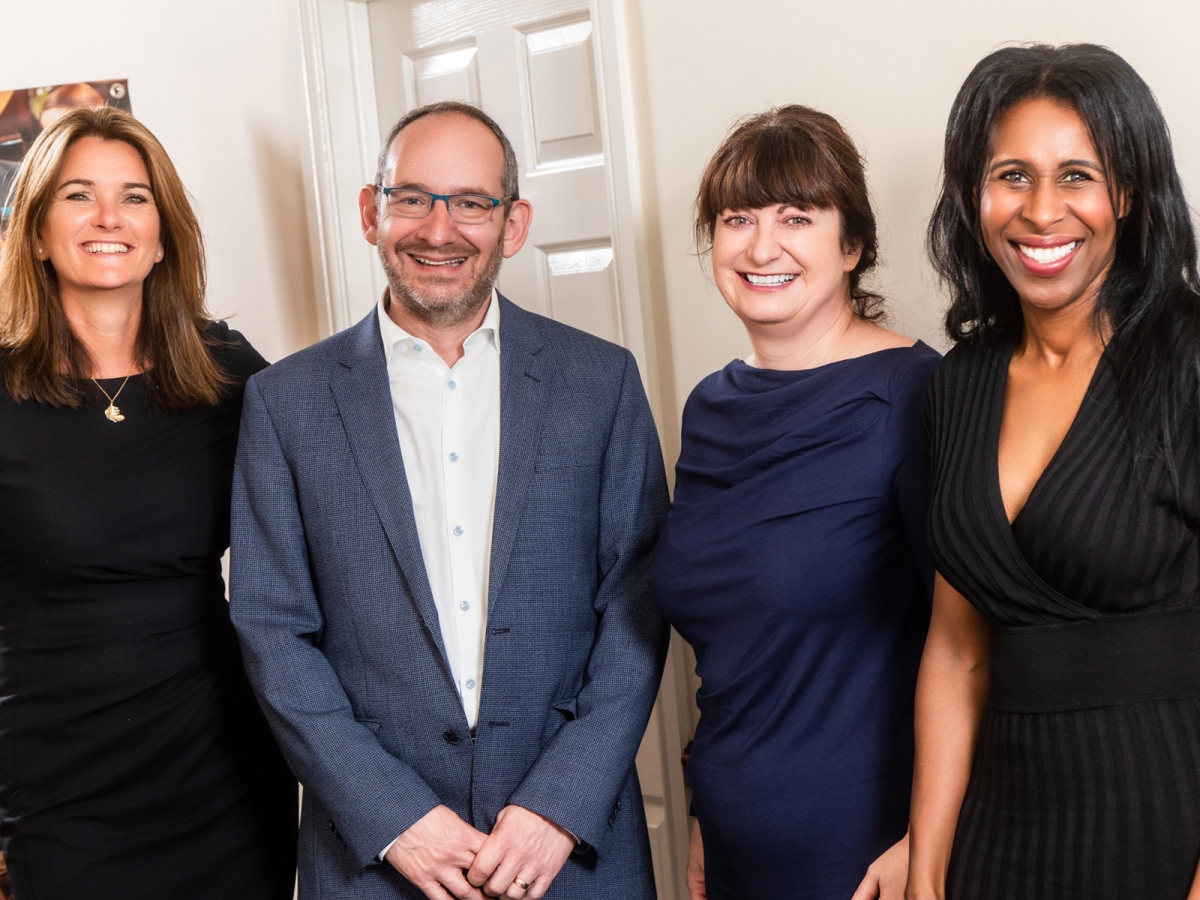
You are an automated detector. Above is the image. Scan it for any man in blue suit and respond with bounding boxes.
[230,101,668,900]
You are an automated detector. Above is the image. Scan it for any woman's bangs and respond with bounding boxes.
[709,139,838,216]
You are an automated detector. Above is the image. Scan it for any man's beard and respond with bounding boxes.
[380,232,504,328]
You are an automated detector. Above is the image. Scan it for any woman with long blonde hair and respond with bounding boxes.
[0,107,296,899]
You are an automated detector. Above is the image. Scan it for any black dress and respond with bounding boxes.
[0,323,297,900]
[928,340,1200,900]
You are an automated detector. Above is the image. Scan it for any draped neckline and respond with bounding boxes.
[671,341,939,509]
[727,341,929,389]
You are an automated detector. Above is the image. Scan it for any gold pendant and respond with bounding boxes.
[104,403,125,423]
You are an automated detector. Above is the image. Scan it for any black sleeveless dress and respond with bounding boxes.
[928,340,1200,900]
[0,324,297,899]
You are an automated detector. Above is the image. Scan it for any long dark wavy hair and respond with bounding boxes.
[928,43,1200,460]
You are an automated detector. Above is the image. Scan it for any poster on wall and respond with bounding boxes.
[0,79,132,217]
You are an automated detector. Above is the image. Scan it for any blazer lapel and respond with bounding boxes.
[330,309,450,666]
[489,297,551,610]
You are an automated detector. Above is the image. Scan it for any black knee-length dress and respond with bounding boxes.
[928,340,1200,900]
[0,324,297,900]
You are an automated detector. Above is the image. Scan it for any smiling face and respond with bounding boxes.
[980,97,1121,317]
[360,112,531,328]
[711,204,860,336]
[37,136,163,300]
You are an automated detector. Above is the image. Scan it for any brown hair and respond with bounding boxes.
[695,104,883,319]
[0,106,230,409]
[375,101,520,204]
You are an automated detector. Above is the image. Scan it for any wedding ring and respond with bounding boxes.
[512,877,531,890]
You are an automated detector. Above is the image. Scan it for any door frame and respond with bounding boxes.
[292,1,691,896]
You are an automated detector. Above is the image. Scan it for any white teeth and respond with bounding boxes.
[744,273,797,286]
[84,242,129,254]
[1018,242,1077,264]
[414,256,465,267]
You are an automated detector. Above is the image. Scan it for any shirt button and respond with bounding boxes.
[449,452,459,462]
[466,679,476,689]
[459,600,471,612]
[413,342,423,352]
[453,525,463,536]
[448,380,457,390]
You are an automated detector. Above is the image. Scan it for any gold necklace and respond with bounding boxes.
[92,375,132,423]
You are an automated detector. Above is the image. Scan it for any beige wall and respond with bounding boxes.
[11,0,1200,416]
[623,0,1200,467]
[2,0,319,363]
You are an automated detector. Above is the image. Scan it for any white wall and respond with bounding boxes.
[622,0,1200,466]
[2,0,319,363]
[13,0,1199,406]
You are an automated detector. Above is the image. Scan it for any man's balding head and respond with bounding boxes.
[375,101,519,206]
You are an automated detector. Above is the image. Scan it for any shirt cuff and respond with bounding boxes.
[378,836,398,861]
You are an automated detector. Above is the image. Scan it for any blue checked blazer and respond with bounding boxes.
[229,296,669,899]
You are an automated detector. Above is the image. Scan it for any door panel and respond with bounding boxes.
[409,44,481,107]
[524,19,604,167]
[541,244,618,341]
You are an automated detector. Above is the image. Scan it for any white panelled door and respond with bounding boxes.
[298,1,691,896]
[367,2,630,352]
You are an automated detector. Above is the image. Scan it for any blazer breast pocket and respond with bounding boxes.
[534,454,601,474]
[534,429,604,472]
[531,458,602,516]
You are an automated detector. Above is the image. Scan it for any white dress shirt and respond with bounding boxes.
[378,290,501,731]
[376,293,580,859]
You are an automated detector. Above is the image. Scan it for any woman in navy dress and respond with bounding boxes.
[652,105,938,900]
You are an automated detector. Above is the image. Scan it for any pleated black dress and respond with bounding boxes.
[928,340,1200,900]
[0,323,297,900]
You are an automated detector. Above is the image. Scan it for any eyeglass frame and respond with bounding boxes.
[375,186,511,224]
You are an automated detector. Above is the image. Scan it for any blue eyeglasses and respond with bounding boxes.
[378,187,505,224]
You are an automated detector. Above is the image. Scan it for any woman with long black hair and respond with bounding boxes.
[907,44,1200,900]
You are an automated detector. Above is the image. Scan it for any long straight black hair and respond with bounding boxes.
[928,43,1200,461]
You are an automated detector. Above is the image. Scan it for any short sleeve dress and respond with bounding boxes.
[928,340,1200,900]
[0,323,298,900]
[652,342,940,900]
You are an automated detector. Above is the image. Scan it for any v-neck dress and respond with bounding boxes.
[928,340,1200,900]
[653,343,940,899]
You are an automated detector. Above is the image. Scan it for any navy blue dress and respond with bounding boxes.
[652,343,939,899]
